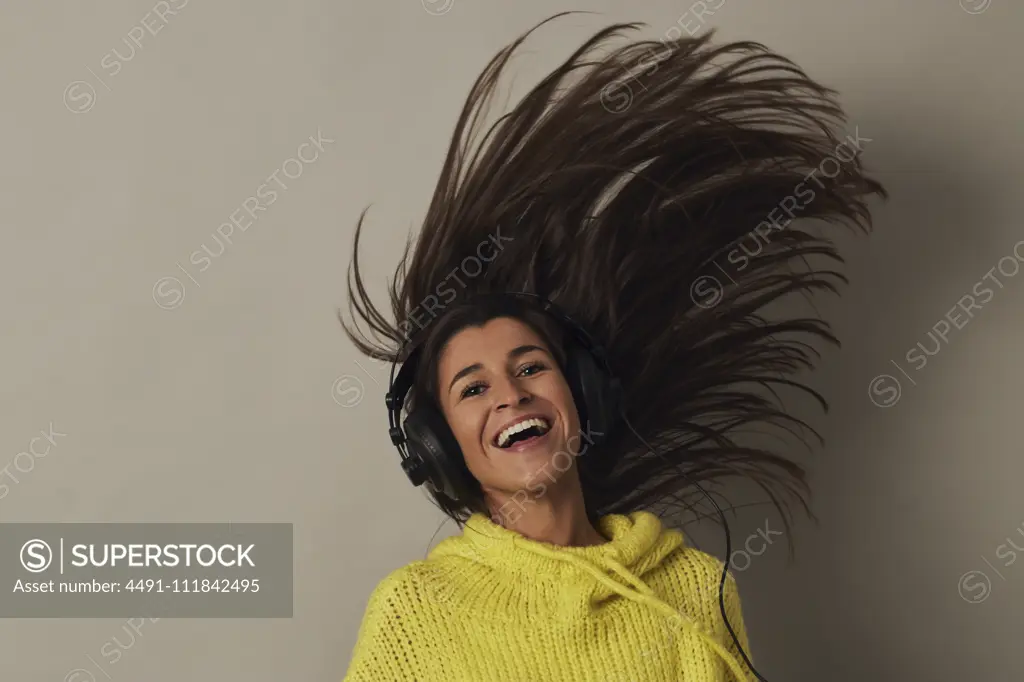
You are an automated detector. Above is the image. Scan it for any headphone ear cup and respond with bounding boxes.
[402,407,475,502]
[564,345,621,448]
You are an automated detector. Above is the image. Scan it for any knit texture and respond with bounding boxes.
[342,511,754,681]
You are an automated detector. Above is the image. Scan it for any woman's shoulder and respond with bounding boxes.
[664,541,733,575]
[363,560,420,595]
[656,541,742,607]
[361,557,466,615]
[344,560,463,681]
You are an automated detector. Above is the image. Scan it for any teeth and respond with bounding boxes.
[496,418,550,448]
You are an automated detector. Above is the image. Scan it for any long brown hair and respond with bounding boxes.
[340,12,888,541]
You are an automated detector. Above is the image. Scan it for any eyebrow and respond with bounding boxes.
[447,344,547,396]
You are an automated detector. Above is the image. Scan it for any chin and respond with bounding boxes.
[503,440,575,482]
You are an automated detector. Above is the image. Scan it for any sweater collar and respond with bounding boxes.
[427,510,751,680]
[428,510,683,606]
[459,509,681,577]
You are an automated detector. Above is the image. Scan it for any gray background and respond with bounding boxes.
[1,0,1021,680]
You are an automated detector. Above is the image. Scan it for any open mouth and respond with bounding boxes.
[494,417,552,450]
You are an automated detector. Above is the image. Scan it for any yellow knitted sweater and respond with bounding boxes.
[342,510,754,681]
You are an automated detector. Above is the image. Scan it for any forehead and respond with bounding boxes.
[437,317,548,377]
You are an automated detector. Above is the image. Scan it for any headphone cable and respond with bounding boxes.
[619,415,769,682]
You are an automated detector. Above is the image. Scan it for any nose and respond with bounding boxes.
[493,376,532,410]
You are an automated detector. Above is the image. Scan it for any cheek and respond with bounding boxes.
[444,405,488,464]
[552,381,581,432]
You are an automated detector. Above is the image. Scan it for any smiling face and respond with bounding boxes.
[435,316,582,497]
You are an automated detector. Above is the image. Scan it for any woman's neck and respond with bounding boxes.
[487,486,606,547]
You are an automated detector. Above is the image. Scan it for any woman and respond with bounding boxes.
[340,12,886,682]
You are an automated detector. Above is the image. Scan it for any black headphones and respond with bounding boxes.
[384,292,623,502]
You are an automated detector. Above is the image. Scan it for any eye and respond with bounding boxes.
[519,361,547,376]
[460,381,486,399]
